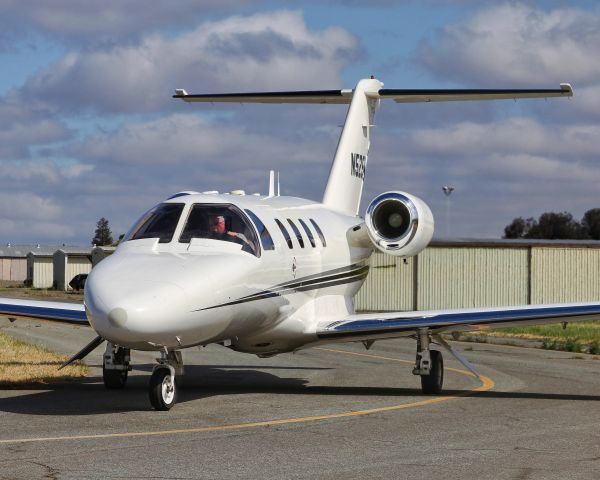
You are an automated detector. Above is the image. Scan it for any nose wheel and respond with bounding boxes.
[149,367,177,410]
[149,350,184,411]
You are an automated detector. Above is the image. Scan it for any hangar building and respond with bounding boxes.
[355,239,600,311]
[26,247,57,288]
[0,244,30,282]
[53,248,92,291]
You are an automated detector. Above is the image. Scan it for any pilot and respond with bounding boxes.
[210,215,251,247]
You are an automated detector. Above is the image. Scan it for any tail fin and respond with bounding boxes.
[322,78,382,215]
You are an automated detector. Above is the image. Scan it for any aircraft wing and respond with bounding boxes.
[317,302,600,342]
[0,297,88,324]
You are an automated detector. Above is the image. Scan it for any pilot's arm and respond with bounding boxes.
[227,231,250,244]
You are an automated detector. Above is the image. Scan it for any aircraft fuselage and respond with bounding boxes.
[84,193,372,355]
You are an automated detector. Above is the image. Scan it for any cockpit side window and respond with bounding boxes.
[127,203,184,243]
[275,219,293,249]
[287,219,304,248]
[310,218,327,247]
[179,204,260,256]
[245,209,275,251]
[298,219,316,247]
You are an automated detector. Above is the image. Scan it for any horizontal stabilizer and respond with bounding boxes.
[173,89,354,104]
[377,84,573,103]
[174,83,572,105]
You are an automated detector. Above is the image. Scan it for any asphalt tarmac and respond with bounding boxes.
[0,316,598,480]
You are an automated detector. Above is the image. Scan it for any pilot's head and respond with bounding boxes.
[211,215,226,234]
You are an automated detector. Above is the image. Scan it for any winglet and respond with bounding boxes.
[560,83,573,96]
[174,88,188,98]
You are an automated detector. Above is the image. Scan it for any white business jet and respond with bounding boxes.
[2,77,598,410]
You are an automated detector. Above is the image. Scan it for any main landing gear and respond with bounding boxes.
[102,342,131,389]
[149,350,184,411]
[412,329,444,394]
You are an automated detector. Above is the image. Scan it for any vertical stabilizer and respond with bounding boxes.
[322,78,382,215]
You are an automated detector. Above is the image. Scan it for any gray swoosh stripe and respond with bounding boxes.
[196,264,369,311]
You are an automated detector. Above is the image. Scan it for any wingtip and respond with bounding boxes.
[560,83,573,95]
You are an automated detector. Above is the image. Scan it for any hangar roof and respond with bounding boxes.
[431,238,600,249]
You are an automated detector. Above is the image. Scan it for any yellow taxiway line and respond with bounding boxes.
[0,346,494,445]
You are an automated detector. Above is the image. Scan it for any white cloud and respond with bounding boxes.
[0,97,72,158]
[405,117,600,162]
[0,0,253,42]
[21,10,359,113]
[69,113,324,168]
[363,114,600,238]
[0,192,62,222]
[417,4,600,87]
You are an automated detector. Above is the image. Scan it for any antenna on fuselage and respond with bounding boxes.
[268,170,275,197]
[267,170,280,197]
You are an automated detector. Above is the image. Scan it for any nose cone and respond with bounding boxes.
[84,253,190,347]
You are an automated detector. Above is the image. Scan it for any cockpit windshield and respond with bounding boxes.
[127,203,184,243]
[179,204,260,256]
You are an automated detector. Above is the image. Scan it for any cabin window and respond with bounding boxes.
[310,219,327,247]
[275,219,293,249]
[245,209,275,251]
[298,219,316,247]
[179,204,260,256]
[127,203,184,243]
[287,219,304,248]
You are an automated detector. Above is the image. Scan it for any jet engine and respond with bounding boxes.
[364,191,434,258]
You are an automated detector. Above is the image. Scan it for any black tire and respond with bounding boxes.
[103,365,128,389]
[149,368,177,411]
[421,350,444,394]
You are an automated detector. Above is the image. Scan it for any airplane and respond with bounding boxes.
[2,77,598,411]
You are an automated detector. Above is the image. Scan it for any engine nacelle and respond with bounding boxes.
[365,191,434,257]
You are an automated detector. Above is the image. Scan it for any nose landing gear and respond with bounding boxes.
[149,350,184,410]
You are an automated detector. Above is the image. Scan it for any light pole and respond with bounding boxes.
[442,185,455,238]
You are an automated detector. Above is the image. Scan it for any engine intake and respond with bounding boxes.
[365,191,434,257]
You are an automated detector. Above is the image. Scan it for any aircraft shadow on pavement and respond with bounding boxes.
[0,363,598,416]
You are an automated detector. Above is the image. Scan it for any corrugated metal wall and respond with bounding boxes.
[0,258,26,281]
[417,248,529,309]
[30,257,54,288]
[0,259,8,281]
[531,248,600,304]
[66,257,92,290]
[355,245,600,311]
[10,259,26,281]
[355,254,415,311]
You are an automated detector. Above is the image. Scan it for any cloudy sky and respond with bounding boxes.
[1,0,599,245]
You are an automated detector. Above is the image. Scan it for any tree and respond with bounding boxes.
[92,217,113,246]
[503,211,589,240]
[582,208,600,240]
[504,217,535,239]
[526,212,588,240]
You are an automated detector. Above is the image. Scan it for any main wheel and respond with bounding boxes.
[421,349,443,394]
[103,365,128,389]
[149,368,177,411]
